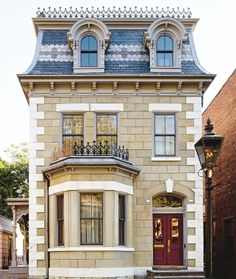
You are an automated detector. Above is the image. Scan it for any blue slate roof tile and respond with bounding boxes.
[27,29,207,76]
[42,30,68,45]
[29,61,73,75]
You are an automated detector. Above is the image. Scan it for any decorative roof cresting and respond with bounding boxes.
[36,6,192,19]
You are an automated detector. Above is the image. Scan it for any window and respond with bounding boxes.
[153,194,182,208]
[80,193,103,245]
[156,35,173,67]
[224,217,234,256]
[96,114,117,146]
[119,195,126,245]
[57,194,64,246]
[80,35,98,67]
[154,114,176,156]
[62,115,83,148]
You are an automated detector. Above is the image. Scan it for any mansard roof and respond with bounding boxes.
[23,7,210,77]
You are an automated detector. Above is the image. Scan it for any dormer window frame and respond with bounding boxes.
[144,18,187,73]
[80,33,98,68]
[68,18,110,74]
[156,33,175,68]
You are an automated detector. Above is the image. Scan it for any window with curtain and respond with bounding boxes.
[119,195,126,245]
[57,194,64,246]
[154,114,176,156]
[96,114,117,146]
[62,114,83,148]
[80,35,98,67]
[80,193,103,245]
[156,35,173,67]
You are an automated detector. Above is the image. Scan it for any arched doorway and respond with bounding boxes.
[152,194,184,266]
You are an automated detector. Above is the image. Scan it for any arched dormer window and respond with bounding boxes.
[156,35,173,67]
[68,18,110,73]
[81,35,98,67]
[144,18,187,73]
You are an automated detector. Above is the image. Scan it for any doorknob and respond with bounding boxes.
[168,239,171,253]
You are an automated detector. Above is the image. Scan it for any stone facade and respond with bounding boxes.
[18,7,214,279]
[203,69,236,279]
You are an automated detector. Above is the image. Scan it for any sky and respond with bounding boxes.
[0,0,235,156]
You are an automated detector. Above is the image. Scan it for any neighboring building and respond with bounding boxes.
[0,215,13,269]
[203,69,236,279]
[18,6,214,279]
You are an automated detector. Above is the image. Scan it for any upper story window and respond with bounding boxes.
[62,115,83,148]
[81,35,98,67]
[68,18,110,73]
[80,193,103,245]
[96,114,117,146]
[154,114,176,156]
[156,35,173,67]
[144,18,187,72]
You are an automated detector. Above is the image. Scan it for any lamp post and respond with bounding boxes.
[194,118,224,279]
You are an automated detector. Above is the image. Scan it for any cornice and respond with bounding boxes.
[33,17,199,34]
[18,73,215,103]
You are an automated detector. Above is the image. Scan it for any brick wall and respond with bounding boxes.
[203,69,236,279]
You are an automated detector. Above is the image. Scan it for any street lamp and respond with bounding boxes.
[194,118,224,279]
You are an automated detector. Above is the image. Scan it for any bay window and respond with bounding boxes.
[80,193,103,245]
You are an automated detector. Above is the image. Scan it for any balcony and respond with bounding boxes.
[45,141,140,179]
[53,141,129,162]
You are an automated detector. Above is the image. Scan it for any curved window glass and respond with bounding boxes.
[153,194,182,207]
[81,35,98,67]
[156,35,173,67]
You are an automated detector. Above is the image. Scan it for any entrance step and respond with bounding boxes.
[147,269,205,279]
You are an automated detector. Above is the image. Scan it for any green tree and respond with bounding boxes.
[0,143,29,218]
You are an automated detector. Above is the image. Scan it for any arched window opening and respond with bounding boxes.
[153,194,182,207]
[80,35,98,67]
[156,35,173,67]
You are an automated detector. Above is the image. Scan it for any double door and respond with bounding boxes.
[153,214,183,266]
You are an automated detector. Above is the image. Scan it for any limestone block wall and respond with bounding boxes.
[28,91,203,278]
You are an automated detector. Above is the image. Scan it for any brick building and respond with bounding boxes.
[203,69,236,279]
[18,6,214,279]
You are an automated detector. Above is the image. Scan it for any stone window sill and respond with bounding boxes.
[151,156,181,162]
[48,246,134,252]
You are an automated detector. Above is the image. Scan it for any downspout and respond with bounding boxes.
[44,173,50,279]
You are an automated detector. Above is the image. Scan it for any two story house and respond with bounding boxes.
[18,6,215,279]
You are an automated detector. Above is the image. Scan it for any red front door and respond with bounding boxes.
[153,214,183,265]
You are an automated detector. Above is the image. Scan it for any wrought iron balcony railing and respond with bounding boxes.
[53,141,129,162]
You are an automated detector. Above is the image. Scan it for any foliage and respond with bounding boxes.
[0,143,29,219]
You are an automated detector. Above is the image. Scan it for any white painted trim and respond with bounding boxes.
[186,97,202,104]
[49,181,133,195]
[90,103,124,112]
[29,268,46,276]
[49,267,150,277]
[151,156,181,161]
[149,103,182,112]
[48,246,134,252]
[56,103,89,112]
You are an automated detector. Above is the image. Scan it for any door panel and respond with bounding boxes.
[153,214,183,265]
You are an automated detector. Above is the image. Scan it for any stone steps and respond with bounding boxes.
[147,269,205,279]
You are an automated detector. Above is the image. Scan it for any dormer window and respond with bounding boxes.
[81,35,98,67]
[144,18,187,73]
[68,18,110,73]
[156,35,173,67]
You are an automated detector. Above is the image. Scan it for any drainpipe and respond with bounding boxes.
[44,173,50,279]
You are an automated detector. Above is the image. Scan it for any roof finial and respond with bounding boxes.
[204,118,215,135]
